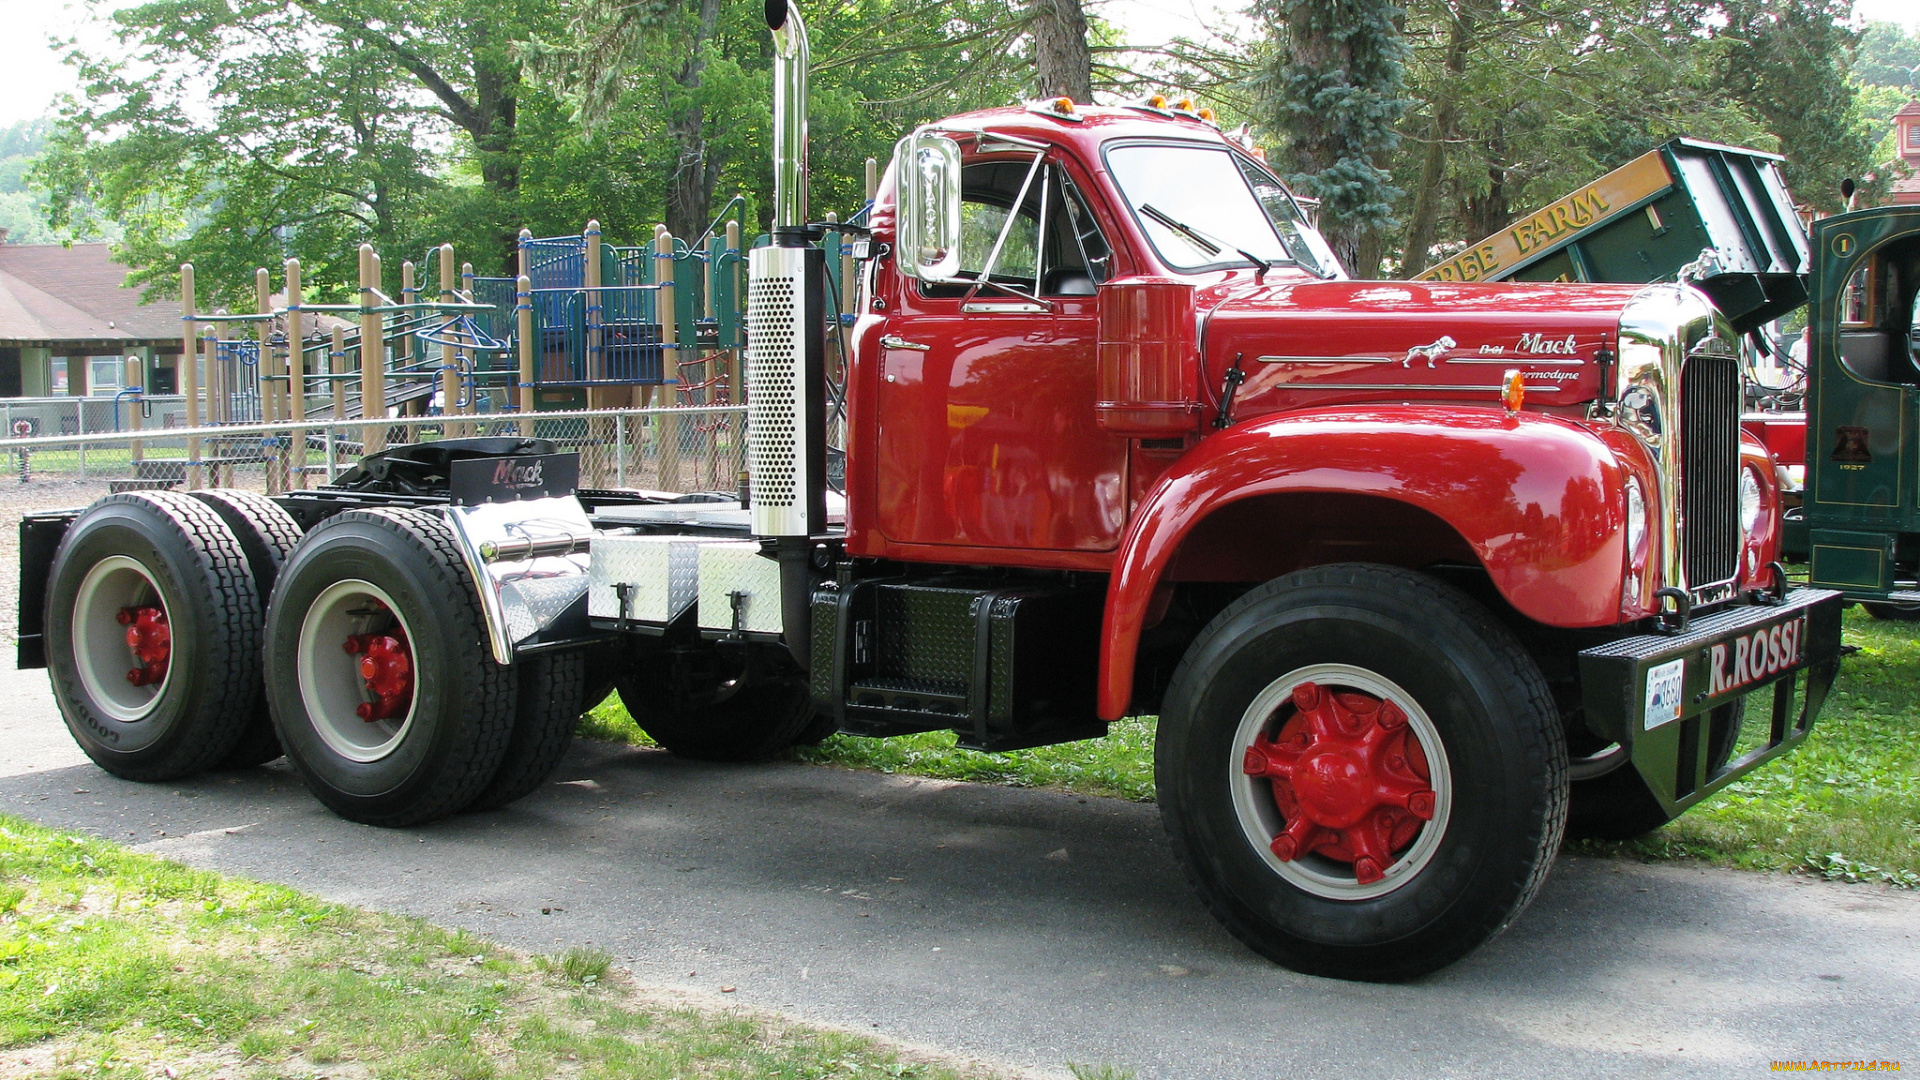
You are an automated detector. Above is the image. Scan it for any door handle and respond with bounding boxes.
[881,334,930,352]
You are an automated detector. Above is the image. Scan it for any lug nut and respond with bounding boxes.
[1291,682,1320,711]
[1408,791,1435,819]
[1270,835,1298,861]
[1243,746,1268,776]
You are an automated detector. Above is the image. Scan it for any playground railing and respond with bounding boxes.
[0,405,748,496]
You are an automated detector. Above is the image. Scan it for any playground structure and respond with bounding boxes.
[118,179,875,497]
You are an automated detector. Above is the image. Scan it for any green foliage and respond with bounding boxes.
[1856,20,1920,92]
[537,946,613,984]
[1714,0,1879,212]
[1254,0,1410,272]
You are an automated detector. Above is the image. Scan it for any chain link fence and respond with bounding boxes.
[0,406,747,497]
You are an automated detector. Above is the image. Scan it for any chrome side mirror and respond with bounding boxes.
[893,132,962,281]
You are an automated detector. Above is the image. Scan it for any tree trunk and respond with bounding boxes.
[665,0,724,241]
[1031,0,1093,101]
[1460,119,1509,240]
[1400,7,1472,276]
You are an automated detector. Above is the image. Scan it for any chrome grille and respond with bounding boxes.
[1680,352,1741,591]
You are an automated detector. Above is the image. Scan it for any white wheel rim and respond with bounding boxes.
[297,579,417,763]
[1230,662,1454,901]
[70,555,172,723]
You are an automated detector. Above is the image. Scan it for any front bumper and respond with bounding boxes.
[1577,587,1843,816]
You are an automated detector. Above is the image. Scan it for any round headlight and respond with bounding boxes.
[1625,476,1647,559]
[1740,466,1763,534]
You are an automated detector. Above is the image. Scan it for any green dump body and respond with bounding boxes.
[1418,138,1809,334]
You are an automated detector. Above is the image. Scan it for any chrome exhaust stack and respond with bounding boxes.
[748,0,826,667]
[767,0,809,243]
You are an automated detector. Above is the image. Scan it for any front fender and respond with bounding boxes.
[1099,405,1631,718]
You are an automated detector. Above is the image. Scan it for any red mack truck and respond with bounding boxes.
[17,0,1843,980]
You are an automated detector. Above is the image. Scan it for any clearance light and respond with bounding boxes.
[1175,98,1195,112]
[1501,369,1525,414]
[1198,107,1217,123]
[1029,97,1085,121]
[1147,94,1168,108]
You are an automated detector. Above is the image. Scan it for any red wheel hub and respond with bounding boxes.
[1242,680,1436,885]
[117,605,170,687]
[344,626,413,722]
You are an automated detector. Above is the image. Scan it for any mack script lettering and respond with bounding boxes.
[493,458,545,490]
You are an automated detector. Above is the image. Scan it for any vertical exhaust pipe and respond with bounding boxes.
[767,0,809,245]
[750,0,826,668]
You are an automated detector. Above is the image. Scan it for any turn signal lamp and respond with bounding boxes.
[1501,369,1525,414]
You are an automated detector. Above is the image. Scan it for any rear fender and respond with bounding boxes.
[1099,406,1632,718]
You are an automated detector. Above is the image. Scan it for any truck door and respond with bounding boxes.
[875,159,1125,552]
[1806,216,1920,592]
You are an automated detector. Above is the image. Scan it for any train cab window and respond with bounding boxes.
[921,157,1109,300]
[1837,238,1920,385]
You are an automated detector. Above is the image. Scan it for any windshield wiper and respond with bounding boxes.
[1140,204,1273,277]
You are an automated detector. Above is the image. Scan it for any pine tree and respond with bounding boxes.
[1257,0,1410,276]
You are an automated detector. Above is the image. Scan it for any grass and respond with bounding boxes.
[585,608,1920,881]
[0,814,1005,1080]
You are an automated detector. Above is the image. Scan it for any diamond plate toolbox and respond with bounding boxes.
[697,540,784,634]
[587,535,701,624]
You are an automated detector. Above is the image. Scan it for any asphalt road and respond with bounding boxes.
[4,663,1916,1079]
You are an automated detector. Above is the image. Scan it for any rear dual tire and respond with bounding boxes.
[263,508,518,826]
[44,493,268,781]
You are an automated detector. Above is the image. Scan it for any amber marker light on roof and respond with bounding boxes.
[1501,369,1526,414]
[1146,94,1168,108]
[1052,97,1076,114]
[1198,107,1217,122]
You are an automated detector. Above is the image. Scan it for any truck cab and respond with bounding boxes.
[1793,206,1920,608]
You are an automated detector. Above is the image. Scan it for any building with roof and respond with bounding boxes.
[1893,100,1920,207]
[0,236,181,399]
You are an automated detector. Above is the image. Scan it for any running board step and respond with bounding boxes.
[813,578,1106,751]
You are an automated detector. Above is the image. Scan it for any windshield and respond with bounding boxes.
[1105,142,1341,278]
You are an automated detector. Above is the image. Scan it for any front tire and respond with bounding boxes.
[1156,564,1567,981]
[263,508,517,826]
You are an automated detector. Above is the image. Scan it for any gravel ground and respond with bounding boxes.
[0,478,112,648]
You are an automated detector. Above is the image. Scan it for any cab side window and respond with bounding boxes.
[1838,239,1920,385]
[921,158,1109,300]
